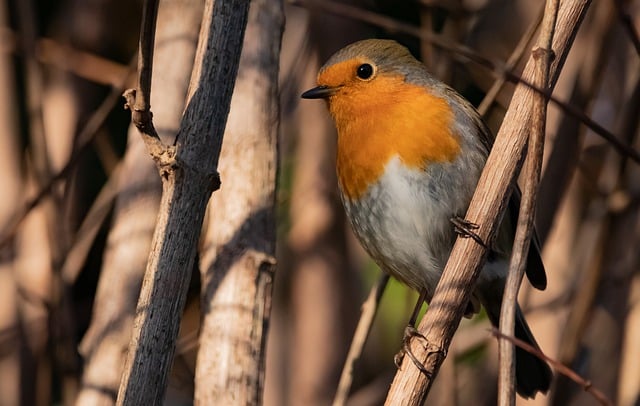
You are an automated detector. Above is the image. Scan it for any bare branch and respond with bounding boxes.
[497,0,558,403]
[122,0,164,157]
[194,0,283,403]
[77,0,203,402]
[333,274,389,406]
[116,0,250,403]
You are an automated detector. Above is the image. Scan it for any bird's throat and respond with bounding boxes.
[333,82,461,201]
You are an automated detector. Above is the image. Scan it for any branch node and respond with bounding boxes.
[123,87,161,143]
[123,88,136,110]
[531,46,555,62]
[209,171,221,192]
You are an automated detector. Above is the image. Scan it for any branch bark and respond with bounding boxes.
[76,2,202,401]
[194,0,283,404]
[384,1,592,404]
[116,0,250,403]
[497,0,558,404]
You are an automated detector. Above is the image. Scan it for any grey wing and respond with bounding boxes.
[443,86,493,154]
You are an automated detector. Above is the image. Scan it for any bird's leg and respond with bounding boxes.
[451,216,489,250]
[394,289,430,375]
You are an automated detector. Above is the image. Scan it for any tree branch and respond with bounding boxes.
[116,0,250,403]
[194,0,283,403]
[333,273,389,406]
[384,1,592,404]
[122,0,164,157]
[497,0,558,403]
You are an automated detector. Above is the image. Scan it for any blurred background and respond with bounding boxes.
[0,0,639,405]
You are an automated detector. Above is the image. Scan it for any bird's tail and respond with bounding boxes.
[483,298,552,398]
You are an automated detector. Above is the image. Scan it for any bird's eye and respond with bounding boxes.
[356,63,374,80]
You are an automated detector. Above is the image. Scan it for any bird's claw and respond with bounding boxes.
[451,216,489,250]
[394,325,431,376]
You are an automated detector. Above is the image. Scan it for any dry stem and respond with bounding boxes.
[497,0,558,403]
[333,274,389,406]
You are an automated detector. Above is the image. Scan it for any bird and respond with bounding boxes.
[301,39,552,398]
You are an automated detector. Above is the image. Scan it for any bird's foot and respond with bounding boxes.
[451,216,489,250]
[393,325,431,376]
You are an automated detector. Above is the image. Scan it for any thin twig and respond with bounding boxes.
[333,273,389,406]
[491,328,613,406]
[290,0,640,165]
[123,0,164,157]
[497,0,558,403]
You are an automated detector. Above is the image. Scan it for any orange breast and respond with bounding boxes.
[331,76,461,200]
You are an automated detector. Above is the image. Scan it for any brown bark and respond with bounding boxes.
[497,1,557,403]
[116,0,250,403]
[76,1,202,403]
[194,1,283,403]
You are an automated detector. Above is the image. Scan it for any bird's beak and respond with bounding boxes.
[301,85,336,99]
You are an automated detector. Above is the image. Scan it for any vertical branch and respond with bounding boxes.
[76,0,203,403]
[122,0,164,155]
[497,0,559,404]
[116,0,250,404]
[194,0,283,403]
[134,0,158,112]
[384,1,592,404]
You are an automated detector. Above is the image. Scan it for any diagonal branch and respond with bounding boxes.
[333,273,389,406]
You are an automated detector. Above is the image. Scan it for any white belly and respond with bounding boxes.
[342,156,483,299]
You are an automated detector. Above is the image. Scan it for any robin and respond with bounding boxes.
[301,39,552,398]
